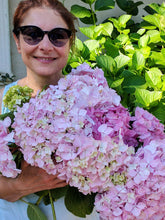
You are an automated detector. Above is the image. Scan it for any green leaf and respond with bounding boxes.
[70,62,82,68]
[43,187,68,205]
[122,73,146,93]
[150,102,165,124]
[139,47,151,59]
[162,48,165,57]
[137,29,147,36]
[80,0,96,4]
[116,34,129,45]
[79,26,95,39]
[148,3,165,16]
[75,38,84,51]
[109,15,131,33]
[50,186,68,201]
[143,14,162,30]
[84,40,100,51]
[118,14,132,27]
[80,13,97,25]
[162,75,165,91]
[138,34,149,48]
[144,5,156,15]
[80,44,91,60]
[65,187,95,217]
[101,22,113,36]
[71,5,91,18]
[135,89,162,107]
[95,0,115,11]
[105,40,120,58]
[146,30,161,43]
[161,31,165,42]
[114,54,130,70]
[96,55,116,73]
[132,51,145,70]
[140,20,156,30]
[111,78,124,88]
[130,33,141,42]
[116,0,128,11]
[94,22,113,37]
[116,0,143,16]
[83,23,112,39]
[27,204,47,220]
[145,68,162,89]
[150,51,165,67]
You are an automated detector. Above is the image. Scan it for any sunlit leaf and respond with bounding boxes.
[138,34,149,48]
[114,54,130,70]
[96,55,116,73]
[145,68,162,89]
[135,89,162,107]
[146,30,161,43]
[132,51,145,70]
[71,5,91,18]
[143,14,162,30]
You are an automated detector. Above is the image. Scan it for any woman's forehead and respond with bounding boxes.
[20,7,68,29]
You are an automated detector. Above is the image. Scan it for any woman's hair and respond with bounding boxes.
[13,0,77,46]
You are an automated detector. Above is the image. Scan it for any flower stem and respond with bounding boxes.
[48,190,57,220]
[36,194,45,206]
[20,198,29,204]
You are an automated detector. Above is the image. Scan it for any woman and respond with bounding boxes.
[0,0,99,219]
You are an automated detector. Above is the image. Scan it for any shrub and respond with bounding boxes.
[64,1,165,125]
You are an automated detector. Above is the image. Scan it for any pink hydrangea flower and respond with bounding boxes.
[12,63,135,194]
[0,117,20,177]
[95,138,165,219]
[132,107,165,146]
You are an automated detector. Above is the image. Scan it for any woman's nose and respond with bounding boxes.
[38,34,54,51]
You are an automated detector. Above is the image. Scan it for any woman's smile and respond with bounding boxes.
[34,56,57,64]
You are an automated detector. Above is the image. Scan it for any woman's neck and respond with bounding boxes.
[18,73,63,96]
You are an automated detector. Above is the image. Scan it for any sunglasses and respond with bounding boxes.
[13,25,72,47]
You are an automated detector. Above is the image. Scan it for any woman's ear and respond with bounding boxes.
[13,33,21,53]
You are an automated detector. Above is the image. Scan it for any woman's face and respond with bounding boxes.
[14,7,71,79]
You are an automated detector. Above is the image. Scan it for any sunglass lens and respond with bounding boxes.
[49,28,71,47]
[21,26,43,45]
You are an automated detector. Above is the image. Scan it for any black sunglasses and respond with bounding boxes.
[13,25,72,47]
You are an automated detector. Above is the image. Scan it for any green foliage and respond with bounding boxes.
[0,73,14,85]
[65,1,165,125]
[34,186,95,218]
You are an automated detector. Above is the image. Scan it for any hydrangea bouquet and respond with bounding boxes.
[1,63,165,220]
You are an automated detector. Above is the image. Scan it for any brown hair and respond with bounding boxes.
[13,0,77,46]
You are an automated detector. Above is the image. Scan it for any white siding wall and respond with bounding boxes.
[5,0,165,80]
[0,0,12,75]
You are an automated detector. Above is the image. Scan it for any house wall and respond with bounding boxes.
[8,0,164,80]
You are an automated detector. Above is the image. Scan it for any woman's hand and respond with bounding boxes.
[0,161,67,202]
